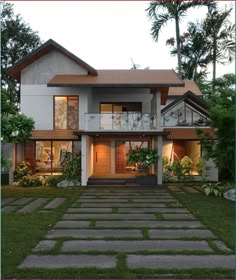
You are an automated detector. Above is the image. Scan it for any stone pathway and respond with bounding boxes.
[14,187,234,271]
[1,197,66,213]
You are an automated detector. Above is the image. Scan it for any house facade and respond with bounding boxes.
[8,39,218,185]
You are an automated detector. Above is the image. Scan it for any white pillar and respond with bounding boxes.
[81,135,87,186]
[157,136,163,185]
[156,93,161,131]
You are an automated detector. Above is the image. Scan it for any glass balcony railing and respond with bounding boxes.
[85,113,157,131]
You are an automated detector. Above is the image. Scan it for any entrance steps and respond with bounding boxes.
[87,177,137,187]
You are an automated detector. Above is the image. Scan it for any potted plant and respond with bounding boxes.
[127,148,159,185]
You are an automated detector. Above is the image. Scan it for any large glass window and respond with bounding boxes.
[35,140,81,174]
[54,96,78,129]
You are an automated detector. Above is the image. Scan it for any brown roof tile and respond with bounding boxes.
[168,80,202,96]
[47,70,184,88]
[31,130,79,140]
[164,128,216,140]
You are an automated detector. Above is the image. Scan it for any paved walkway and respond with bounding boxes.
[4,187,234,271]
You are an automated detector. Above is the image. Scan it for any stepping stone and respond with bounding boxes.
[33,240,56,252]
[18,198,48,213]
[168,186,182,192]
[44,198,66,209]
[18,255,116,268]
[127,255,235,269]
[2,206,16,213]
[61,240,212,252]
[212,240,233,252]
[118,208,190,213]
[181,187,199,193]
[78,199,129,203]
[54,221,90,228]
[67,208,113,213]
[11,197,33,205]
[131,199,176,202]
[96,220,204,228]
[47,229,142,238]
[149,229,216,239]
[62,213,155,220]
[162,213,196,220]
[80,203,167,208]
[1,197,17,206]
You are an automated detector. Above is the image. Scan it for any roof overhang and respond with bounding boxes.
[73,131,169,137]
[7,39,97,81]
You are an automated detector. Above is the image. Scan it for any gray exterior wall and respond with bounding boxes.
[21,50,88,85]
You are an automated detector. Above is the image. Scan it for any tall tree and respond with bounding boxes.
[203,8,235,81]
[146,0,216,78]
[197,74,235,179]
[166,22,210,80]
[1,3,41,105]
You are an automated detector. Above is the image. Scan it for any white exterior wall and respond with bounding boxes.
[81,135,93,185]
[21,85,90,130]
[205,158,218,182]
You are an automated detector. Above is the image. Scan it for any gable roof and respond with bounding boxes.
[7,39,97,80]
[161,91,209,116]
[47,69,184,88]
[168,80,202,96]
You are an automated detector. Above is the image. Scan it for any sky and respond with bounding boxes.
[10,1,235,79]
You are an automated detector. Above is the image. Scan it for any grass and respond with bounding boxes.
[1,185,235,278]
[170,191,234,249]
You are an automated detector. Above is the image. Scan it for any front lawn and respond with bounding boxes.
[1,185,234,278]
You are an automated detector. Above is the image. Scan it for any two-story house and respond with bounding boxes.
[8,39,218,185]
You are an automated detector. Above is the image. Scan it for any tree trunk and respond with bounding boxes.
[175,15,182,78]
[212,36,217,91]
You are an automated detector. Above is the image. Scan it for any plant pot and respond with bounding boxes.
[136,175,157,185]
[1,173,9,185]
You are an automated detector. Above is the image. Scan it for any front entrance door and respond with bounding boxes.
[94,141,111,174]
[115,141,126,173]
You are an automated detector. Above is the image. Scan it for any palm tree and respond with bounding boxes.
[203,8,235,81]
[166,22,210,80]
[146,0,216,78]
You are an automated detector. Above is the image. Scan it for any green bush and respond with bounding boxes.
[61,152,81,180]
[45,175,63,187]
[202,182,233,197]
[127,148,159,174]
[19,175,42,187]
[14,161,31,181]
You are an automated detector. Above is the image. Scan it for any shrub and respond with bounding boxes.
[61,152,81,180]
[19,175,42,187]
[202,182,233,197]
[14,161,31,181]
[127,148,159,174]
[45,175,63,187]
[180,156,193,175]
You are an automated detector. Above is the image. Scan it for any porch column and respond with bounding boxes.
[157,136,163,185]
[81,135,87,186]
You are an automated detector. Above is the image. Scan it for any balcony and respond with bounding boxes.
[161,103,210,127]
[85,113,157,131]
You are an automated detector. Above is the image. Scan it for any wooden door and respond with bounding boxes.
[94,141,111,174]
[115,141,126,173]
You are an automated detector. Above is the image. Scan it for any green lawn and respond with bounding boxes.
[1,185,235,278]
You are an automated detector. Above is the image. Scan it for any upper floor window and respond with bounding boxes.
[54,96,78,130]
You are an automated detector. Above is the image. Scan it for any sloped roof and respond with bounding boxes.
[161,91,208,116]
[47,70,184,88]
[7,39,97,80]
[168,80,202,96]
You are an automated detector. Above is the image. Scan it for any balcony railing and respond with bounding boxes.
[85,113,157,131]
